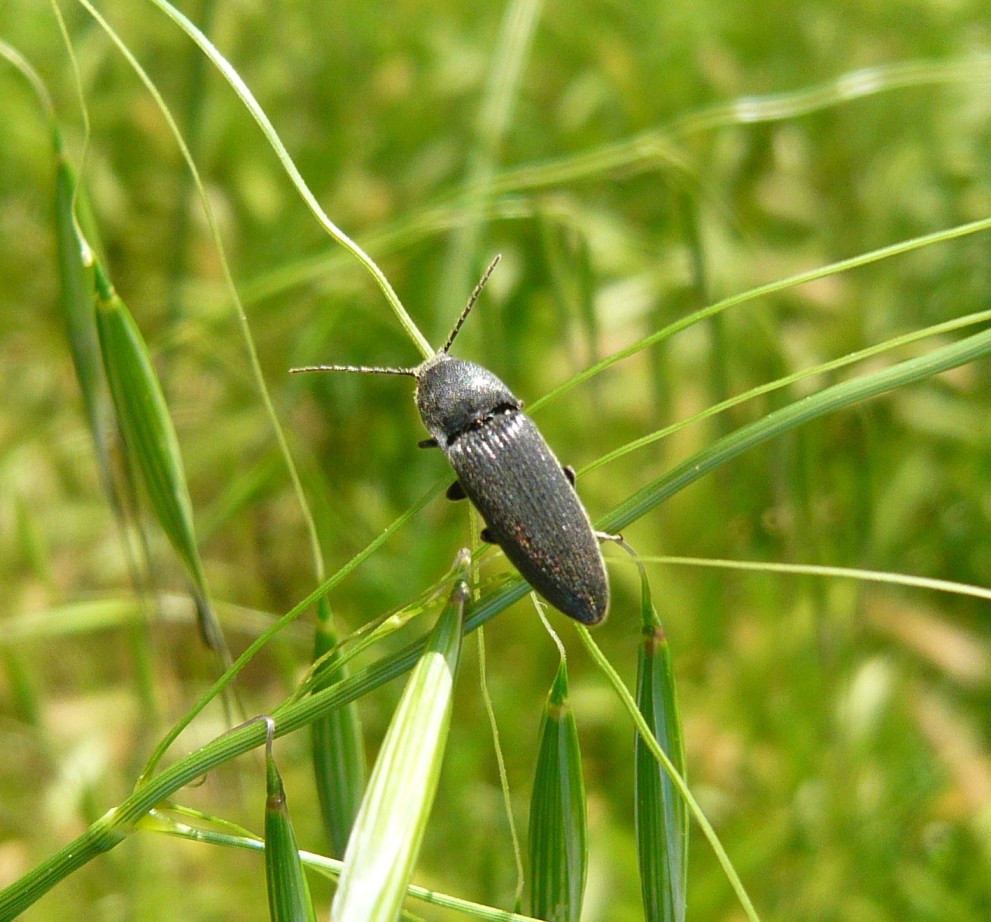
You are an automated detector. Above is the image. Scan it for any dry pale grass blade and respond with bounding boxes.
[330,562,468,922]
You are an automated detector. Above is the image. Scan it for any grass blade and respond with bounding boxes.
[311,597,367,858]
[7,317,990,917]
[92,261,228,659]
[53,152,106,464]
[330,558,468,922]
[600,323,991,535]
[528,661,587,922]
[634,566,688,922]
[263,718,318,922]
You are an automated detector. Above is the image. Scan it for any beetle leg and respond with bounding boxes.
[479,527,497,544]
[446,481,467,501]
[563,464,576,486]
[418,437,438,449]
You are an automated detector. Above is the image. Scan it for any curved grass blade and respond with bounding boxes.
[263,718,317,922]
[532,214,991,422]
[600,322,991,535]
[634,566,687,922]
[92,262,229,661]
[150,805,551,921]
[54,152,107,465]
[145,0,431,359]
[483,60,991,197]
[76,0,331,610]
[5,318,991,917]
[312,597,367,858]
[578,626,762,922]
[528,662,587,922]
[330,557,468,922]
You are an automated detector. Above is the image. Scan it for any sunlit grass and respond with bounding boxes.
[1,1,990,920]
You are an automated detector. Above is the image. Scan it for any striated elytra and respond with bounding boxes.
[291,256,610,625]
[415,354,608,624]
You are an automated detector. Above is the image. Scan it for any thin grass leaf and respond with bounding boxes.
[537,215,599,376]
[312,596,367,858]
[634,566,688,922]
[263,718,317,922]
[145,0,431,359]
[330,559,468,922]
[438,0,542,309]
[8,320,991,919]
[54,151,106,464]
[478,61,991,199]
[528,661,587,922]
[533,213,991,427]
[578,628,760,922]
[92,261,228,658]
[600,322,991,535]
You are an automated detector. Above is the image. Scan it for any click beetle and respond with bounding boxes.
[291,256,609,625]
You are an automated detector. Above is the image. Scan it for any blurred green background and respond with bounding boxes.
[1,0,990,919]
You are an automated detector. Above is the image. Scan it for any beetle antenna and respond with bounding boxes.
[440,254,501,355]
[289,364,418,376]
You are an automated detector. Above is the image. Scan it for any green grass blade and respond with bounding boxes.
[532,214,991,420]
[150,808,552,921]
[482,60,991,197]
[53,154,105,460]
[92,262,228,658]
[600,323,991,535]
[330,561,468,922]
[264,720,318,922]
[585,306,991,477]
[528,662,587,922]
[0,38,54,123]
[76,0,330,602]
[634,567,688,922]
[579,628,761,922]
[312,597,367,858]
[6,320,988,916]
[144,0,431,359]
[438,0,542,308]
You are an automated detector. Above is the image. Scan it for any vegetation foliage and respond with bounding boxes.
[1,0,990,919]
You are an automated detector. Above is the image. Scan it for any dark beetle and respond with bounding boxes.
[291,256,609,625]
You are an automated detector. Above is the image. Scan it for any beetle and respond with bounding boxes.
[291,256,609,625]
